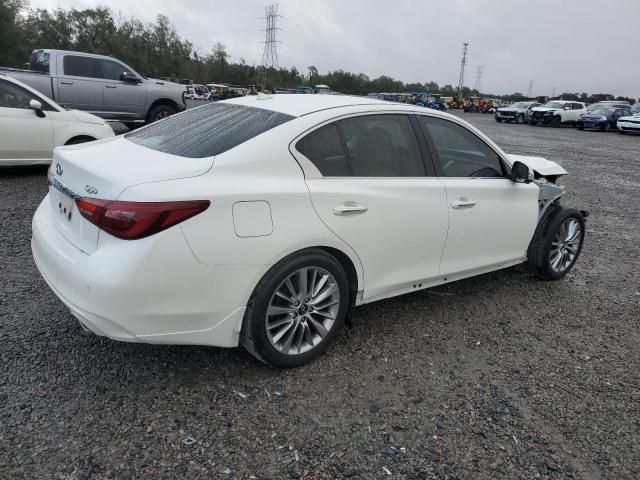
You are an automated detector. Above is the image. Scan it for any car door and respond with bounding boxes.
[95,58,146,120]
[57,54,103,114]
[417,115,539,277]
[0,78,53,163]
[294,113,449,301]
[571,103,586,121]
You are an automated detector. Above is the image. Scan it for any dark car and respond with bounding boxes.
[576,106,633,131]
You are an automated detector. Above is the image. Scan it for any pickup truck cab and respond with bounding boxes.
[0,50,186,126]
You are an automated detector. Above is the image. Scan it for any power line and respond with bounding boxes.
[457,42,469,100]
[473,65,484,93]
[260,3,281,87]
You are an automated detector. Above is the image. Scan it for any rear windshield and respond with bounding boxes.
[125,103,295,158]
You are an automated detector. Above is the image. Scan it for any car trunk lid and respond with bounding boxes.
[47,136,213,253]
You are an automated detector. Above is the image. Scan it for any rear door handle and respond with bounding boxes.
[451,199,476,209]
[333,201,368,216]
[105,85,117,89]
[60,81,73,85]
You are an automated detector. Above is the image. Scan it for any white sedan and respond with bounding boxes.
[617,112,640,134]
[0,73,114,165]
[32,95,587,367]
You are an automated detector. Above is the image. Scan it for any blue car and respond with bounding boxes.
[576,106,633,131]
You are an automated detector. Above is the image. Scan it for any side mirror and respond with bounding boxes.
[29,99,45,118]
[510,160,533,184]
[120,71,141,83]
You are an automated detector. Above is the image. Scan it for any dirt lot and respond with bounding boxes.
[1,112,639,479]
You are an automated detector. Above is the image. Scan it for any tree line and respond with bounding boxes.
[0,1,635,104]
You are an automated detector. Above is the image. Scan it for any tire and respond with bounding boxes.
[495,118,502,123]
[147,104,177,123]
[527,206,585,281]
[551,115,562,127]
[577,125,584,131]
[601,122,610,132]
[241,249,350,367]
[515,114,524,124]
[619,129,626,134]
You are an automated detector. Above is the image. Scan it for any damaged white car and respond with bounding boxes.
[32,96,587,367]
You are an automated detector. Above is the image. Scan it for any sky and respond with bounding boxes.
[26,0,640,98]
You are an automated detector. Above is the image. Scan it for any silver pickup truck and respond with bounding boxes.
[0,49,187,125]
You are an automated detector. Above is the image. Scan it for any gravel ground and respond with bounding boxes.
[1,112,639,479]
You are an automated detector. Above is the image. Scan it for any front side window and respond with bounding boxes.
[96,59,133,81]
[126,103,294,158]
[418,116,504,178]
[63,55,96,78]
[0,79,38,109]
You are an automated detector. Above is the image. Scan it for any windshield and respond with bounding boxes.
[632,103,640,113]
[542,102,565,109]
[125,103,294,158]
[590,108,613,115]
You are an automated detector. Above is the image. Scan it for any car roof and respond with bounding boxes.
[222,94,398,117]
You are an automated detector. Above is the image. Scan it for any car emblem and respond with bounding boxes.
[55,163,63,176]
[85,185,98,195]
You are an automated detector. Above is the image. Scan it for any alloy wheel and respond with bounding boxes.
[549,218,582,273]
[265,267,340,356]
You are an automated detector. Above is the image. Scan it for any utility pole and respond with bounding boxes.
[260,4,281,89]
[527,79,534,98]
[552,86,557,98]
[457,42,469,101]
[473,65,483,94]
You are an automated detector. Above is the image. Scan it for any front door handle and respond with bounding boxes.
[333,201,368,216]
[60,81,73,85]
[105,85,117,89]
[452,199,476,209]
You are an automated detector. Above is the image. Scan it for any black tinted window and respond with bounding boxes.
[63,56,96,78]
[419,116,504,178]
[296,124,349,176]
[337,115,425,177]
[96,59,132,81]
[125,103,294,158]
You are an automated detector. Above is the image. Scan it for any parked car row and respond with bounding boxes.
[495,99,640,133]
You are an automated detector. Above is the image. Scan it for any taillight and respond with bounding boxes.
[75,198,210,240]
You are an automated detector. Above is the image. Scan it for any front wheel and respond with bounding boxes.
[147,104,177,123]
[495,118,502,123]
[528,206,585,280]
[241,249,350,367]
[515,113,524,124]
[551,115,562,127]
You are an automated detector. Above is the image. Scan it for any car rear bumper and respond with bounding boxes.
[31,196,259,347]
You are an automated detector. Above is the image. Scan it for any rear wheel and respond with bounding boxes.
[241,249,350,367]
[528,206,585,280]
[65,136,96,145]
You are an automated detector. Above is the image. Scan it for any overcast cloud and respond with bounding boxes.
[26,0,640,98]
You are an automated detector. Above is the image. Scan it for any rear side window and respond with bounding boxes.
[29,51,50,73]
[63,56,96,78]
[297,114,426,177]
[338,115,425,177]
[125,103,294,158]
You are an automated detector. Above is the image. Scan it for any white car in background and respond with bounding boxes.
[0,73,113,165]
[617,112,640,134]
[529,100,587,126]
[32,95,587,367]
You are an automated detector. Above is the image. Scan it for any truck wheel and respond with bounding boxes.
[527,206,585,281]
[241,249,349,367]
[147,105,177,123]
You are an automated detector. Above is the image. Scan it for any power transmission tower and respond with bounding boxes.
[473,65,484,93]
[527,79,534,98]
[457,42,469,101]
[260,4,281,88]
